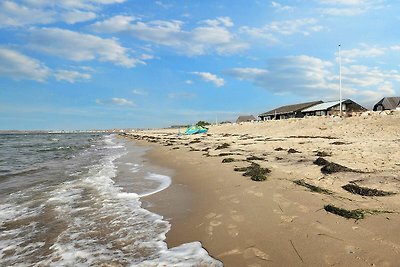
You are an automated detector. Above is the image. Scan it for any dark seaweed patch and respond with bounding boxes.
[324,204,365,220]
[321,162,353,174]
[342,184,395,197]
[293,180,332,195]
[215,143,230,150]
[288,148,300,154]
[234,167,248,172]
[274,147,285,151]
[313,157,330,166]
[246,155,265,161]
[316,151,332,157]
[324,204,394,220]
[330,141,348,145]
[241,163,270,181]
[222,158,235,163]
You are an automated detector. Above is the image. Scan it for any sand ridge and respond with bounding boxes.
[124,111,400,266]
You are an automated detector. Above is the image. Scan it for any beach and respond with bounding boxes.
[125,111,400,266]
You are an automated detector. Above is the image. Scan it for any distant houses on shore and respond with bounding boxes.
[236,97,399,123]
[258,99,366,121]
[373,97,400,111]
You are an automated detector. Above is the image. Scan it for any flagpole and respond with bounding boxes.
[339,44,342,117]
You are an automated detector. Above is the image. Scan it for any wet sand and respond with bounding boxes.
[129,111,400,266]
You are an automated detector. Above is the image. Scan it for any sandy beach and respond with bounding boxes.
[125,111,400,266]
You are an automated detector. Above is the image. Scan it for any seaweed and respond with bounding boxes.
[234,167,248,172]
[215,143,230,150]
[219,153,235,157]
[321,162,353,174]
[246,155,265,161]
[316,151,332,157]
[274,147,285,151]
[324,204,365,220]
[324,204,394,220]
[293,180,333,195]
[313,157,330,166]
[288,148,300,154]
[222,158,235,163]
[242,163,270,181]
[342,184,396,197]
[330,141,348,145]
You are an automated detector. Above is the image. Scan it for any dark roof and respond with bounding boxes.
[373,97,400,110]
[236,115,256,123]
[259,101,323,117]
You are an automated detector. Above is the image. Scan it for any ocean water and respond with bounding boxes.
[0,133,221,266]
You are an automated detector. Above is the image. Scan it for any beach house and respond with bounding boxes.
[373,97,400,111]
[236,115,256,123]
[302,99,367,116]
[259,101,323,120]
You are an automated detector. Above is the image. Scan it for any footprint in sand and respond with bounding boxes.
[247,189,264,197]
[243,247,270,261]
[280,215,298,223]
[231,214,245,222]
[227,224,239,237]
[345,245,358,254]
[210,220,222,227]
[205,212,217,219]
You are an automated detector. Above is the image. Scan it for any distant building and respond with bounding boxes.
[236,115,256,123]
[373,97,400,111]
[259,101,323,120]
[302,99,367,116]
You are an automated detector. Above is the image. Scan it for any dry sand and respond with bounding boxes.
[124,111,400,266]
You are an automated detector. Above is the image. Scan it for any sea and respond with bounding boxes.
[0,133,222,266]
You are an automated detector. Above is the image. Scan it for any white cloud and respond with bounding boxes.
[201,17,234,27]
[168,92,197,99]
[318,0,385,16]
[61,10,97,24]
[240,18,322,42]
[185,80,193,85]
[111,97,134,106]
[24,0,126,10]
[88,15,135,33]
[226,55,399,102]
[89,16,247,56]
[54,69,91,83]
[192,71,225,87]
[0,1,55,27]
[28,28,141,67]
[0,0,106,27]
[271,1,293,11]
[339,46,386,63]
[132,89,147,95]
[0,48,49,81]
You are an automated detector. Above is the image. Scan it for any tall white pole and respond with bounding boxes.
[339,44,342,117]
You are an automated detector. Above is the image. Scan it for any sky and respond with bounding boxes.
[0,0,399,130]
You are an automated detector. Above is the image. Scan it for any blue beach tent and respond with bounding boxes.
[184,125,208,135]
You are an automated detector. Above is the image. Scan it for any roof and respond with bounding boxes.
[259,101,323,117]
[302,100,345,112]
[236,115,256,123]
[373,97,400,110]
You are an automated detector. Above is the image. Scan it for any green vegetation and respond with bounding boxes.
[196,121,211,127]
[246,155,265,161]
[293,180,333,195]
[216,143,230,150]
[342,184,396,197]
[324,204,394,220]
[242,163,270,181]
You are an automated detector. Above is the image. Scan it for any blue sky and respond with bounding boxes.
[1,0,399,130]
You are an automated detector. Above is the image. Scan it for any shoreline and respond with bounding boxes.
[126,113,400,266]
